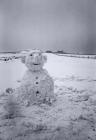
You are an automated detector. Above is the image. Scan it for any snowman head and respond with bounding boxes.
[21,50,47,72]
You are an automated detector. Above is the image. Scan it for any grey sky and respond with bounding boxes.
[0,0,96,54]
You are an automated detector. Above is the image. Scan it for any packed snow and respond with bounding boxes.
[0,52,96,140]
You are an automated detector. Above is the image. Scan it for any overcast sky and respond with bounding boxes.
[0,0,96,54]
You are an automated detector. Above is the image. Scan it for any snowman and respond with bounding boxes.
[15,50,55,106]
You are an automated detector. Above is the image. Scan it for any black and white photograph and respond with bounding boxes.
[0,0,96,140]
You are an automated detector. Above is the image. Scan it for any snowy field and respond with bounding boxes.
[0,52,96,140]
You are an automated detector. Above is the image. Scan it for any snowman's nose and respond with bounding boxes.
[33,55,38,62]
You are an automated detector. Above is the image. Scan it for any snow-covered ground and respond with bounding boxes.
[0,53,96,140]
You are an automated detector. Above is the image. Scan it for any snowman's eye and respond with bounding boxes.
[30,54,33,56]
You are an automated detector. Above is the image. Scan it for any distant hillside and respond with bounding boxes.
[46,50,67,54]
